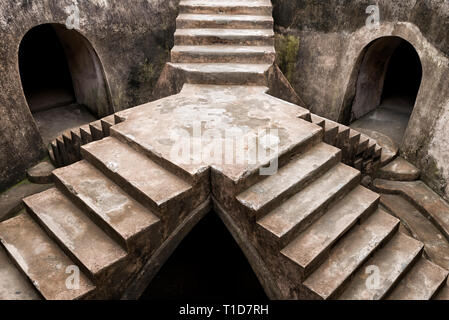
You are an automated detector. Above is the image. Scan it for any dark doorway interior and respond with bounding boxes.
[140,211,268,300]
[19,24,76,113]
[381,40,422,104]
[19,24,97,145]
[350,38,422,146]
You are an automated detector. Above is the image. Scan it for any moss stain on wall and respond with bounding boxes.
[275,33,300,84]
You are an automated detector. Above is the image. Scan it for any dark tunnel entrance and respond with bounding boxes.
[140,211,268,300]
[19,24,76,113]
[344,37,422,146]
[19,24,112,145]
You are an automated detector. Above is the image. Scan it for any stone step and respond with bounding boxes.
[81,137,192,214]
[435,279,449,300]
[373,179,449,241]
[0,245,40,300]
[174,28,274,46]
[89,120,104,141]
[171,45,275,64]
[377,157,420,181]
[179,0,273,15]
[23,189,127,280]
[27,160,55,184]
[52,160,161,251]
[339,233,424,300]
[257,163,361,248]
[80,124,94,144]
[387,258,448,300]
[167,62,271,85]
[0,213,95,300]
[177,14,273,29]
[282,186,380,278]
[303,209,399,300]
[380,194,449,269]
[237,143,341,220]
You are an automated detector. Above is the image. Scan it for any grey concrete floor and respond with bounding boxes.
[33,103,97,145]
[350,95,414,146]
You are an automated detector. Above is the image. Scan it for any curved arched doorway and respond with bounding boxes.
[19,24,113,145]
[341,36,422,146]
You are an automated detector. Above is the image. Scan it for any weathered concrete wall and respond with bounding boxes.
[272,0,449,200]
[0,0,179,191]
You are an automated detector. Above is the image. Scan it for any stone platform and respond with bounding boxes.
[1,0,448,301]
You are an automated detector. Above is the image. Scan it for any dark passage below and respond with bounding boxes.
[140,211,268,300]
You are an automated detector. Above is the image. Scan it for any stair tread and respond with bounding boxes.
[237,143,341,212]
[378,157,420,181]
[380,194,449,269]
[175,28,274,38]
[177,13,273,22]
[257,163,360,242]
[172,45,275,54]
[169,62,271,73]
[339,233,424,300]
[374,179,449,240]
[0,245,40,300]
[282,185,379,271]
[82,137,192,209]
[304,209,399,299]
[53,160,161,244]
[179,0,272,7]
[0,213,95,300]
[24,188,127,276]
[387,258,448,300]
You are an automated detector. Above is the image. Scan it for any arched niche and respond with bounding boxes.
[340,36,422,145]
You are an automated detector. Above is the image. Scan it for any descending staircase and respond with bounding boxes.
[232,136,449,300]
[169,0,275,85]
[1,0,448,301]
[0,134,207,299]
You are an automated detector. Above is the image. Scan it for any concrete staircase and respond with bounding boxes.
[0,133,208,299]
[233,135,449,299]
[300,113,387,173]
[48,115,120,168]
[169,0,275,85]
[1,1,448,301]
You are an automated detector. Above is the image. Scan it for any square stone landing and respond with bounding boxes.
[113,84,320,187]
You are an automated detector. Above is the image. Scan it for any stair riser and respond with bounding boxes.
[258,173,362,250]
[0,215,96,300]
[109,129,197,184]
[171,50,275,64]
[177,19,273,30]
[22,203,98,282]
[80,149,161,214]
[80,147,194,241]
[52,176,128,250]
[52,172,162,256]
[377,248,424,300]
[179,5,272,16]
[233,129,323,196]
[184,69,267,86]
[0,243,44,300]
[299,197,381,279]
[175,34,274,46]
[251,150,342,221]
[327,225,400,300]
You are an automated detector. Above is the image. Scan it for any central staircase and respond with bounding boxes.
[170,0,275,85]
[0,0,448,300]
